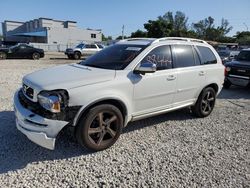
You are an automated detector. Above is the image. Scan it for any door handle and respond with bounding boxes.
[199,71,205,76]
[167,75,176,81]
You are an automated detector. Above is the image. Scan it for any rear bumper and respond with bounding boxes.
[226,74,250,87]
[14,89,69,150]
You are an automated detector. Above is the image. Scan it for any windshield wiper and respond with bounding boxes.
[83,64,104,69]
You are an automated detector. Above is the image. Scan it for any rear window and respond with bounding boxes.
[236,50,250,61]
[197,46,217,64]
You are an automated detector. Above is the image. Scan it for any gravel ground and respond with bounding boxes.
[0,53,249,187]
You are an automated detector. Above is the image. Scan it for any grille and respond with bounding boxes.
[22,83,34,99]
[18,90,54,119]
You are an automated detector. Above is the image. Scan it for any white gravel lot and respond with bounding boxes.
[0,53,249,187]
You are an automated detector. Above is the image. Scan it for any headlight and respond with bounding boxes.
[38,93,61,113]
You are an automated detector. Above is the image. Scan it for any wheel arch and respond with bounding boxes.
[73,98,128,127]
[205,83,219,94]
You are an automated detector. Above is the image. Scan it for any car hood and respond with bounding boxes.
[225,60,250,68]
[23,64,116,91]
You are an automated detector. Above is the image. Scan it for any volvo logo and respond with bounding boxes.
[23,84,29,94]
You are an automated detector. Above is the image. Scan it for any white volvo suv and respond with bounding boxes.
[14,38,224,151]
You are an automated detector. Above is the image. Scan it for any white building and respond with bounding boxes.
[2,18,102,45]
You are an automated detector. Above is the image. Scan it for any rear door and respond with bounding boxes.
[83,44,98,56]
[172,44,205,105]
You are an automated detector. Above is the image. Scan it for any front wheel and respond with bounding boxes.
[0,52,7,60]
[192,87,216,117]
[76,104,123,151]
[73,52,81,60]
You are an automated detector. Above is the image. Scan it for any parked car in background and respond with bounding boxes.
[14,37,224,151]
[218,50,230,64]
[65,43,104,59]
[218,50,240,64]
[0,43,44,60]
[224,48,250,88]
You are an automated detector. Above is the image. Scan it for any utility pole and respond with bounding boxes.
[122,25,125,40]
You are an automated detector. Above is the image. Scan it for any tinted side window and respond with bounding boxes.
[84,44,91,48]
[173,45,195,68]
[197,46,217,64]
[90,44,97,49]
[141,45,172,70]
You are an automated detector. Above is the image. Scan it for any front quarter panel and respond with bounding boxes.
[68,70,134,126]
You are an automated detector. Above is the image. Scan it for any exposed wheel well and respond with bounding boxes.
[75,99,128,127]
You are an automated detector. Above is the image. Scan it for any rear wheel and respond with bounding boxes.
[76,104,123,151]
[0,52,7,60]
[192,87,216,117]
[73,52,81,60]
[32,52,40,60]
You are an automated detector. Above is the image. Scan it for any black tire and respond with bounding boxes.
[76,104,123,151]
[0,52,7,60]
[223,80,231,89]
[192,87,216,118]
[32,52,40,60]
[67,55,73,59]
[73,52,81,60]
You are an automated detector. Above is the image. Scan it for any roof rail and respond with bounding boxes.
[152,37,207,44]
[119,38,156,42]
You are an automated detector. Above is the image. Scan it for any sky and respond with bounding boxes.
[0,0,250,38]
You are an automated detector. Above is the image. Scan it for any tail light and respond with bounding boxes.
[224,67,231,76]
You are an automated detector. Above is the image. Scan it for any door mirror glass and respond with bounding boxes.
[134,62,156,74]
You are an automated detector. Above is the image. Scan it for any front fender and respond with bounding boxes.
[72,95,131,127]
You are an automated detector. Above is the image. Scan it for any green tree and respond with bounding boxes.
[161,11,189,37]
[192,17,232,41]
[143,11,189,38]
[235,31,250,45]
[102,34,112,41]
[116,35,128,40]
[131,29,147,38]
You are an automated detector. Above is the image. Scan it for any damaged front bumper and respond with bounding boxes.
[14,90,69,150]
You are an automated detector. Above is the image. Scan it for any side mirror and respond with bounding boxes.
[134,62,156,75]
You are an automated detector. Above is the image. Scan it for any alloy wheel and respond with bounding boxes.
[88,111,118,146]
[201,91,215,114]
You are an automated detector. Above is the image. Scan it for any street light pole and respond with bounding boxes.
[122,25,125,40]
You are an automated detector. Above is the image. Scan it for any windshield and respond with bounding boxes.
[80,44,147,70]
[236,51,250,61]
[76,44,85,48]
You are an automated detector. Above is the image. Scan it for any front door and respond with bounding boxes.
[132,45,177,116]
